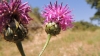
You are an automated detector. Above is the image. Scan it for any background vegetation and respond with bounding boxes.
[0,0,100,56]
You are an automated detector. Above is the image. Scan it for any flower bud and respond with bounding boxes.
[45,22,61,36]
[4,19,28,42]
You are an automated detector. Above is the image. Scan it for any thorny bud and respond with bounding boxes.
[4,19,28,43]
[45,22,61,36]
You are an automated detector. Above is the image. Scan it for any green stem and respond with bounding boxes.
[38,34,51,56]
[16,41,25,56]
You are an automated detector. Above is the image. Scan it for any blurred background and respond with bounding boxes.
[1,0,100,56]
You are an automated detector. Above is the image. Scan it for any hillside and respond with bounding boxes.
[0,29,100,56]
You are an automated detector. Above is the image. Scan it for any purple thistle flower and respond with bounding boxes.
[42,1,73,30]
[0,0,31,32]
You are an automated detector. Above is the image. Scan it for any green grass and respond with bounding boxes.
[39,30,100,56]
[1,29,100,56]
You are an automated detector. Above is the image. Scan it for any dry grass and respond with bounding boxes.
[0,29,100,56]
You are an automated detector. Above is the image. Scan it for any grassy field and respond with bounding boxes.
[0,29,100,56]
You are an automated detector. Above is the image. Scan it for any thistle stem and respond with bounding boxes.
[38,34,51,56]
[16,41,25,56]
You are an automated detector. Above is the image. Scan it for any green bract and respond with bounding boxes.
[45,22,61,36]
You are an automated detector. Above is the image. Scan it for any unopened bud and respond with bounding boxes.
[45,22,61,36]
[4,19,28,42]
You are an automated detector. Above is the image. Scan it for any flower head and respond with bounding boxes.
[0,0,31,32]
[42,1,73,31]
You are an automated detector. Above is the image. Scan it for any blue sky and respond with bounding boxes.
[23,0,97,23]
